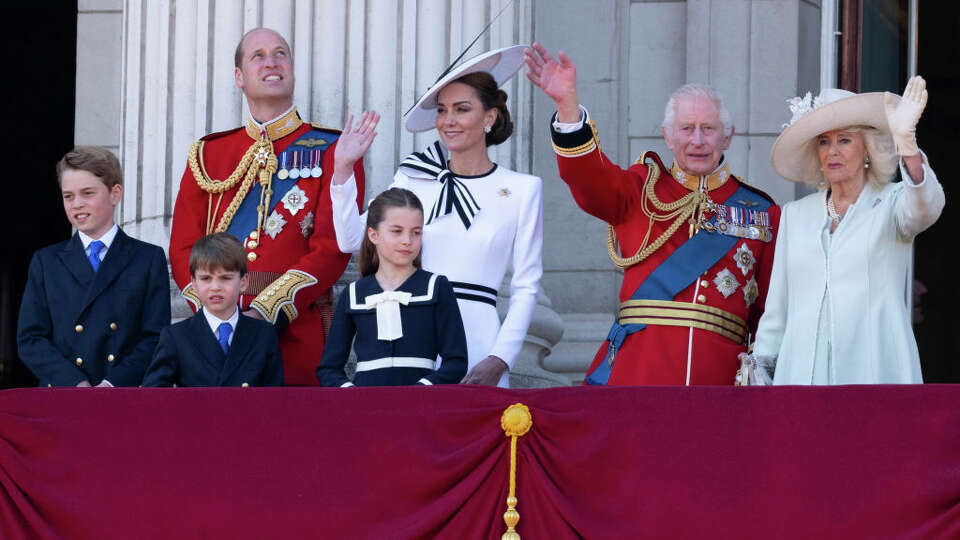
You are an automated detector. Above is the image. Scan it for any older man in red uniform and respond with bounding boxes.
[526,44,780,385]
[170,28,369,385]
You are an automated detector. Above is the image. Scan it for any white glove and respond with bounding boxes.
[884,76,928,157]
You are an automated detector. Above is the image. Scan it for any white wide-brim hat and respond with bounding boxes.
[770,88,899,183]
[404,44,530,133]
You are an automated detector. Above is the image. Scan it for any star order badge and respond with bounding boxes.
[733,243,756,275]
[713,268,740,298]
[743,276,759,307]
[264,211,287,240]
[300,211,315,239]
[282,185,308,216]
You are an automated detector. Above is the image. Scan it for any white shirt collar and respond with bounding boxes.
[246,103,297,133]
[202,305,240,339]
[78,223,119,251]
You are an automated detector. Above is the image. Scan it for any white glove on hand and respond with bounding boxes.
[884,75,928,157]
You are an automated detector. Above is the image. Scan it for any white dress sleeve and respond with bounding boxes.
[894,151,945,240]
[752,201,790,359]
[330,171,406,253]
[488,175,544,369]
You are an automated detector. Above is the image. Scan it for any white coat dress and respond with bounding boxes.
[753,156,944,384]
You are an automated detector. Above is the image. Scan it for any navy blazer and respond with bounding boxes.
[17,229,171,386]
[142,312,283,387]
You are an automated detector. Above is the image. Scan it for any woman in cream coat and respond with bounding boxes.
[750,76,944,384]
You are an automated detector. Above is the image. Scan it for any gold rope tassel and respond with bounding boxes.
[500,403,533,540]
[607,153,708,268]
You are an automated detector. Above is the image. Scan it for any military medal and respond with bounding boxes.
[310,149,323,178]
[282,185,308,216]
[733,243,756,275]
[743,276,759,307]
[277,152,289,180]
[298,151,311,178]
[713,268,740,298]
[711,203,772,243]
[289,151,300,179]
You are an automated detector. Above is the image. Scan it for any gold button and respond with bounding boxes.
[110,322,118,331]
[241,382,249,388]
[249,231,259,240]
[107,354,115,363]
[75,357,83,366]
[247,252,257,262]
[700,280,709,288]
[697,294,706,303]
[247,240,258,249]
[75,324,84,333]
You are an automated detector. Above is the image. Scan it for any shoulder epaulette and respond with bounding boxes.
[310,123,342,135]
[731,176,777,205]
[199,126,243,142]
[632,150,667,170]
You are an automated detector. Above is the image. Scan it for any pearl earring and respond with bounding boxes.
[864,157,870,169]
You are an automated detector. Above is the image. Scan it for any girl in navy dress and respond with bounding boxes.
[317,188,468,386]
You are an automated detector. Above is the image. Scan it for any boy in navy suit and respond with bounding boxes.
[142,233,283,386]
[17,147,171,387]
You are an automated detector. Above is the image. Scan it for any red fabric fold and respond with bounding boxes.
[1,385,959,539]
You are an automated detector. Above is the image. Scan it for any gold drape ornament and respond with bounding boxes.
[607,152,709,268]
[500,403,533,540]
[188,136,278,235]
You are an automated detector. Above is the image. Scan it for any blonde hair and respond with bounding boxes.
[797,126,898,189]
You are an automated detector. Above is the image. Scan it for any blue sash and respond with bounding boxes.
[226,129,340,241]
[585,184,771,385]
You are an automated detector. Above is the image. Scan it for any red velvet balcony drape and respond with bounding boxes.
[2,385,959,539]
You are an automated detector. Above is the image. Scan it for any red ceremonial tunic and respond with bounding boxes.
[552,117,780,385]
[170,108,364,385]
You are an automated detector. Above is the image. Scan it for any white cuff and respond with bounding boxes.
[899,150,934,187]
[552,105,588,133]
[417,378,433,385]
[340,381,355,388]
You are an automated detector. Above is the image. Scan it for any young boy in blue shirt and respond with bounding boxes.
[17,146,171,387]
[142,233,283,386]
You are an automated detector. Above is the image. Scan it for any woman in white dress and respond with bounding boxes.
[327,46,542,387]
[745,76,944,385]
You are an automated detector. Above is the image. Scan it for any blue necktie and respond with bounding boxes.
[88,240,105,272]
[218,322,232,355]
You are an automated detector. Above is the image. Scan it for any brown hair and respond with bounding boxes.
[452,71,514,146]
[56,146,122,188]
[235,28,292,69]
[359,188,424,277]
[189,233,249,277]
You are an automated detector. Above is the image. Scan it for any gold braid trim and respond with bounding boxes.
[188,137,278,233]
[249,270,318,325]
[607,152,708,268]
[181,283,201,311]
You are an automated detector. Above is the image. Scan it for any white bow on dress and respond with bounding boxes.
[364,290,413,341]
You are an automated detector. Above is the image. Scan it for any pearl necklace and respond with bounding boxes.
[826,194,842,224]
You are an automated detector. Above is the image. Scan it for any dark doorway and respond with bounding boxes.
[913,3,959,382]
[0,7,76,387]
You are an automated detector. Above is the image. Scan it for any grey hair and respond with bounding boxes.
[797,126,898,189]
[662,83,734,136]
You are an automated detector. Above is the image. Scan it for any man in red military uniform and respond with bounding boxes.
[170,28,367,385]
[526,43,780,385]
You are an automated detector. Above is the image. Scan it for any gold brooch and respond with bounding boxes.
[499,188,511,198]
